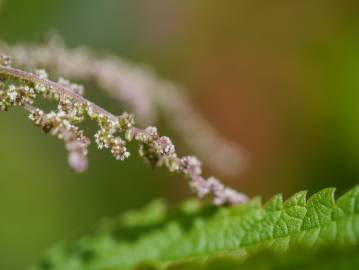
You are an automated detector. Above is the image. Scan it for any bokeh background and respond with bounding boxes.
[0,0,359,269]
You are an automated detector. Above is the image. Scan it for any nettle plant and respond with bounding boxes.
[0,42,359,270]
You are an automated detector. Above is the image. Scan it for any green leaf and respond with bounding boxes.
[138,244,359,270]
[33,186,359,270]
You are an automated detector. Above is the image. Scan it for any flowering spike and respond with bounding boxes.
[0,40,245,177]
[0,61,248,205]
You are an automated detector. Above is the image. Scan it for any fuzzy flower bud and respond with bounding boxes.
[67,140,89,173]
[154,136,175,156]
[35,69,48,80]
[181,156,202,176]
[118,112,135,130]
[0,54,11,67]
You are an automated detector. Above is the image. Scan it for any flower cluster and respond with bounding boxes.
[0,82,36,111]
[94,114,130,161]
[0,54,248,205]
[28,106,90,172]
[0,37,246,177]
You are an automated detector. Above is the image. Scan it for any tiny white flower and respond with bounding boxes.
[8,91,17,102]
[35,69,49,80]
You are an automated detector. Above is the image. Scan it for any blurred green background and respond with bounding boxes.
[0,0,359,269]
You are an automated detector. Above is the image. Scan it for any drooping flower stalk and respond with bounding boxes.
[27,104,90,172]
[0,37,246,177]
[0,55,248,205]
